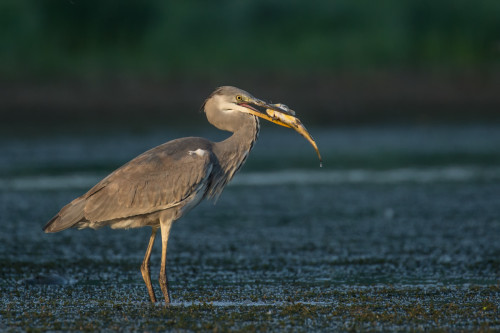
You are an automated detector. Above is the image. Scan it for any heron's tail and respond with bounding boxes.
[43,197,86,233]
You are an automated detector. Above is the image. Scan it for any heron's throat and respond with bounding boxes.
[218,115,259,171]
[211,116,260,196]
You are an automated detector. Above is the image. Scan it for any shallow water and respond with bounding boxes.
[1,125,499,331]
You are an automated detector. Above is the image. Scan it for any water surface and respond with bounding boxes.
[1,125,499,331]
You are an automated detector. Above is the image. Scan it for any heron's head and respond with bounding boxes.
[202,86,295,132]
[203,86,323,166]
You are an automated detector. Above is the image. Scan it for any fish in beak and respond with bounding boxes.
[239,97,323,167]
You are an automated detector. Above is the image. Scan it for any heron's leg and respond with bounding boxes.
[140,227,158,303]
[159,219,173,305]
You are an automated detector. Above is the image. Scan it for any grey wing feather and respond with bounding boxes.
[44,139,215,233]
[44,197,86,232]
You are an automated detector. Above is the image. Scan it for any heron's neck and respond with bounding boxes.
[214,116,260,180]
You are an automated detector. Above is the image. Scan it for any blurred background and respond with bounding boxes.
[1,0,500,130]
[1,4,500,330]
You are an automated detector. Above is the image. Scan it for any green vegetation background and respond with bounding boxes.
[1,0,499,126]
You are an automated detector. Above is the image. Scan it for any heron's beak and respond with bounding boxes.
[238,97,295,128]
[239,97,323,167]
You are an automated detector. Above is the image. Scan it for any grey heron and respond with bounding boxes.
[43,86,320,305]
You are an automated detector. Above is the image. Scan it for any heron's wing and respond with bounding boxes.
[44,139,214,232]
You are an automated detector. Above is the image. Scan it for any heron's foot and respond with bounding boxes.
[140,263,157,303]
[159,271,171,305]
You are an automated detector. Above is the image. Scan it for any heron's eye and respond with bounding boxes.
[236,95,243,102]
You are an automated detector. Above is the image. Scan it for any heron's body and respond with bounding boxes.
[46,130,257,231]
[44,86,310,305]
